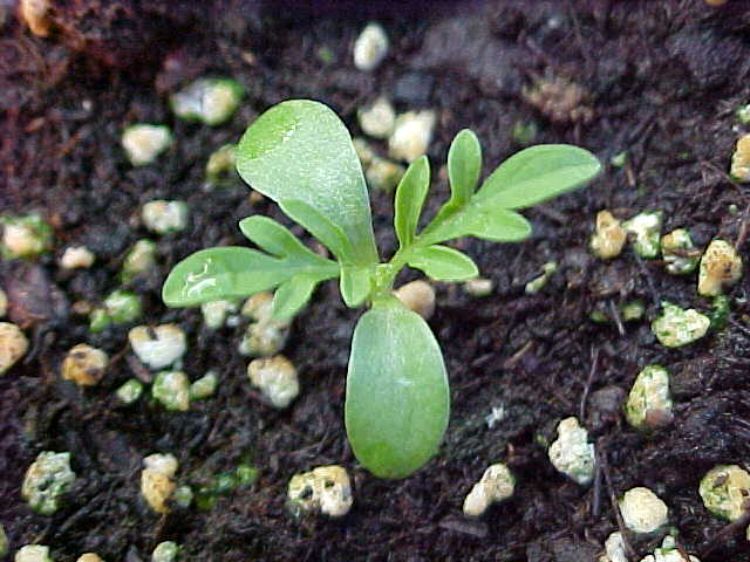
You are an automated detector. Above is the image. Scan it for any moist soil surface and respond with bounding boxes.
[3,1,750,560]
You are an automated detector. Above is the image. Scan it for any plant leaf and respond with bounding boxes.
[420,203,532,245]
[239,215,318,259]
[340,265,372,307]
[447,129,482,206]
[163,247,285,307]
[345,300,450,478]
[279,199,353,262]
[476,144,601,209]
[407,245,479,281]
[272,275,318,320]
[394,156,430,249]
[236,99,378,264]
[163,246,338,308]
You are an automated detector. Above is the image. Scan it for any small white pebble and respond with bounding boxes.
[358,96,396,139]
[388,110,437,163]
[141,454,178,514]
[115,379,143,405]
[76,554,104,562]
[394,280,436,320]
[625,365,673,431]
[600,532,627,562]
[590,210,626,260]
[60,246,95,270]
[660,229,699,275]
[548,417,595,486]
[353,22,389,71]
[152,371,190,412]
[173,485,193,508]
[15,545,53,562]
[623,211,662,259]
[241,292,275,320]
[19,0,52,37]
[353,137,376,167]
[122,124,173,166]
[247,355,299,409]
[464,277,494,298]
[730,134,750,182]
[170,78,243,126]
[205,144,237,184]
[651,302,710,348]
[128,324,186,370]
[1,214,53,259]
[201,299,238,330]
[485,405,506,429]
[287,465,353,518]
[698,239,742,297]
[61,344,109,387]
[122,239,157,281]
[619,487,668,534]
[190,371,218,400]
[365,157,405,192]
[141,200,188,235]
[151,541,179,562]
[239,293,290,356]
[699,464,750,521]
[22,451,76,516]
[0,322,29,376]
[463,463,515,517]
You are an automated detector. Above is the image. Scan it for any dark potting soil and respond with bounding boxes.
[3,0,750,560]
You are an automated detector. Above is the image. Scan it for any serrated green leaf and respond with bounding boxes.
[340,265,372,307]
[407,245,479,281]
[394,156,430,249]
[236,99,378,264]
[345,300,450,478]
[476,144,600,209]
[272,275,317,320]
[279,199,353,262]
[447,129,482,206]
[239,215,316,259]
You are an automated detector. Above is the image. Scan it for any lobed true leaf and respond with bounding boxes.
[475,144,601,209]
[447,129,482,206]
[394,156,430,250]
[407,245,479,281]
[237,99,379,265]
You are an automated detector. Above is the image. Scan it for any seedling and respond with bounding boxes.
[163,100,600,478]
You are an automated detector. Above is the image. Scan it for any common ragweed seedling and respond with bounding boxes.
[163,100,600,478]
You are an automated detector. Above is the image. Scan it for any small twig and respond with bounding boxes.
[608,299,626,337]
[592,457,603,518]
[502,340,534,370]
[598,442,638,559]
[579,346,600,422]
[632,252,661,307]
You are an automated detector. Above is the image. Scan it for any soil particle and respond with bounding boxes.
[3,262,69,330]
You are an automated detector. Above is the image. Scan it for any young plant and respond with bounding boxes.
[163,100,600,479]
